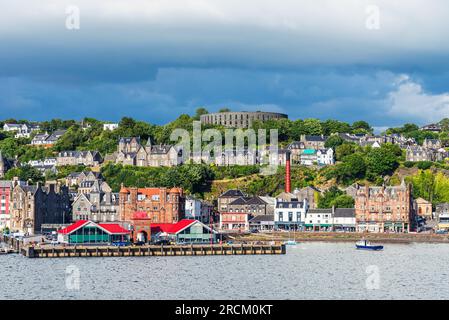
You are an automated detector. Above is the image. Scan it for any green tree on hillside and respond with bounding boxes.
[365,145,399,182]
[318,186,354,208]
[325,135,344,149]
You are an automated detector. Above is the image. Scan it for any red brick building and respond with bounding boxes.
[355,181,413,233]
[119,186,185,242]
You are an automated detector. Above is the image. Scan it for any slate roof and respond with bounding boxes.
[288,141,305,149]
[304,135,327,142]
[249,215,274,223]
[150,145,173,154]
[119,137,140,144]
[334,208,355,218]
[228,197,250,205]
[220,189,245,198]
[245,196,268,205]
[307,208,333,214]
[276,201,305,209]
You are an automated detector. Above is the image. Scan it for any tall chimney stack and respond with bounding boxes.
[285,150,291,193]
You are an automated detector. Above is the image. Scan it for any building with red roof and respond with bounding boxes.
[57,220,130,244]
[150,219,218,244]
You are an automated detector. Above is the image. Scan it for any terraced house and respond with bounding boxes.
[72,186,119,222]
[112,137,183,167]
[66,171,103,188]
[31,129,67,147]
[406,146,447,162]
[57,151,103,167]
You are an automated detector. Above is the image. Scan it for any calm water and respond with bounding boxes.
[1,242,449,300]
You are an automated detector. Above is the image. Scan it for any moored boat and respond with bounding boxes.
[284,240,298,246]
[355,239,383,251]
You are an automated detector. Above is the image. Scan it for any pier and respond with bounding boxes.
[22,243,286,258]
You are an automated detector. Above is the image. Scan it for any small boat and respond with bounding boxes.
[356,239,383,251]
[284,240,297,246]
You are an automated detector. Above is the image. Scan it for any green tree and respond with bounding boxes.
[194,107,209,120]
[318,186,354,208]
[321,120,351,136]
[352,120,372,133]
[365,145,399,181]
[332,194,355,208]
[302,118,323,135]
[334,153,366,184]
[335,143,356,161]
[325,135,344,149]
[5,165,44,184]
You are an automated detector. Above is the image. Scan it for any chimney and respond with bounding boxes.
[285,151,291,193]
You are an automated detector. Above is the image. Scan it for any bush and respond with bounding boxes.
[403,161,415,168]
[416,161,433,170]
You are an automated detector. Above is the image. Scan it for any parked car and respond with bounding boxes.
[154,239,170,245]
[111,241,130,247]
[436,229,448,235]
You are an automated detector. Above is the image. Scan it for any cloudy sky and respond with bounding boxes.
[1,0,449,128]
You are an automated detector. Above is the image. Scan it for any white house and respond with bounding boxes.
[274,198,308,230]
[332,208,356,232]
[3,123,22,132]
[28,158,58,175]
[316,148,334,165]
[103,123,119,131]
[185,196,213,224]
[300,148,334,166]
[3,123,40,138]
[305,208,333,231]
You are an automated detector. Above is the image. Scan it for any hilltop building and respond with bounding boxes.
[57,151,103,167]
[200,111,288,128]
[3,123,40,138]
[31,130,67,147]
[111,137,183,167]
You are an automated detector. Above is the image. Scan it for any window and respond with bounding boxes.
[279,212,283,222]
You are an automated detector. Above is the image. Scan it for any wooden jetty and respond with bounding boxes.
[22,243,286,258]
